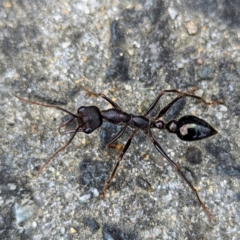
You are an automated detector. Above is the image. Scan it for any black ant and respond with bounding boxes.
[15,88,220,221]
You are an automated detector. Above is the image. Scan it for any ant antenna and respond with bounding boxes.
[15,95,80,174]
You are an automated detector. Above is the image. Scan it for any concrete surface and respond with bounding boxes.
[1,0,240,239]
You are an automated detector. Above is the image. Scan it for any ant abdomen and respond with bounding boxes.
[176,115,218,141]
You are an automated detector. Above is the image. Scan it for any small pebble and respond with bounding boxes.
[8,183,16,190]
[185,19,198,35]
[60,226,66,235]
[70,227,77,234]
[90,188,99,197]
[32,221,37,228]
[168,7,178,20]
[62,42,71,48]
[220,105,228,112]
[196,58,204,65]
[216,112,223,120]
[194,89,203,97]
[79,193,91,202]
[197,65,214,80]
[177,62,184,68]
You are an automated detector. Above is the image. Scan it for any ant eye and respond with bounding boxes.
[78,106,85,113]
[84,128,92,134]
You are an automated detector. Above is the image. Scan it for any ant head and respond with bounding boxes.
[77,106,103,134]
[59,105,102,135]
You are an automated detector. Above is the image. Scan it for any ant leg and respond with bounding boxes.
[144,89,185,116]
[101,94,121,109]
[163,88,223,106]
[83,86,101,98]
[144,91,165,116]
[154,94,184,120]
[106,125,128,147]
[37,126,81,175]
[145,88,221,117]
[82,87,122,109]
[100,129,138,198]
[15,95,78,117]
[155,89,222,120]
[144,130,214,221]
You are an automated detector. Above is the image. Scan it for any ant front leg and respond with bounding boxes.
[101,94,121,109]
[82,86,122,109]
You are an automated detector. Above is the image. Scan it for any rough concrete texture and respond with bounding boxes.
[1,0,240,239]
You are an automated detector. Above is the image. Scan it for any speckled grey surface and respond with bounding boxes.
[1,1,240,239]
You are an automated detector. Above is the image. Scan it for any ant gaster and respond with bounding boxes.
[16,88,219,221]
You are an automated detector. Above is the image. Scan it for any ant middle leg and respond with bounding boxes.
[100,129,138,198]
[106,125,128,148]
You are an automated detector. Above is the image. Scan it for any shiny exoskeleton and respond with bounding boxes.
[16,88,218,220]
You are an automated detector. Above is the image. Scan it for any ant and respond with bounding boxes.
[16,88,219,221]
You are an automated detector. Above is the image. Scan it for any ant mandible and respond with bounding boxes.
[16,88,219,221]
